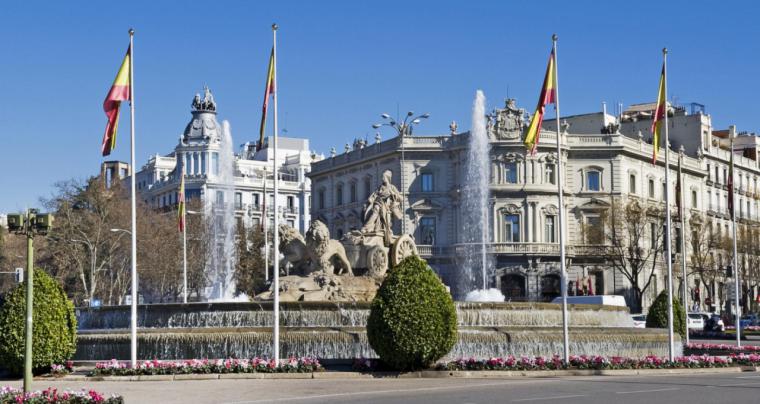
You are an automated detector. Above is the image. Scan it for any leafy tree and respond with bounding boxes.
[234,220,268,298]
[367,256,457,370]
[0,268,77,374]
[646,290,686,338]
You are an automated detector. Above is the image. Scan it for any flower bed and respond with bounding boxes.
[0,386,123,403]
[730,353,760,365]
[687,343,760,352]
[90,357,322,376]
[436,354,734,371]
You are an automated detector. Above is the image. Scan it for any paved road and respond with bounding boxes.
[6,371,760,404]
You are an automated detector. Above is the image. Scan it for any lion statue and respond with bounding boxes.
[305,220,353,276]
[278,224,311,275]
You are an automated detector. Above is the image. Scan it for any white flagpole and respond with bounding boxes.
[271,23,280,366]
[678,149,688,345]
[182,171,188,304]
[730,126,741,347]
[662,47,675,361]
[263,167,269,282]
[128,28,138,368]
[552,34,570,363]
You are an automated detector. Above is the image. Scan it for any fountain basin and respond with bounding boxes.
[74,302,679,361]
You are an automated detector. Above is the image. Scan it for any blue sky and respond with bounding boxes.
[1,0,758,212]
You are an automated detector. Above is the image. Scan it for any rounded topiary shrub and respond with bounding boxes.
[0,268,77,375]
[646,290,686,337]
[367,256,457,370]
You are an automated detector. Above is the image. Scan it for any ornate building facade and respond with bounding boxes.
[131,88,318,233]
[309,98,760,314]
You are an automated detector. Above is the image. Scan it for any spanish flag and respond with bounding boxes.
[101,46,131,156]
[651,63,666,164]
[178,168,186,233]
[524,49,557,153]
[258,48,275,151]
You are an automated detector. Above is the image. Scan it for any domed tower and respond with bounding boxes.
[176,87,224,178]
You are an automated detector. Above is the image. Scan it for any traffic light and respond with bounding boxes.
[34,214,53,234]
[7,214,23,232]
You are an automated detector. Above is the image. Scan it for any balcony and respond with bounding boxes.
[413,243,614,258]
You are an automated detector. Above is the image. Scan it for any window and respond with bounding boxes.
[364,177,372,199]
[650,222,657,248]
[201,153,206,175]
[287,195,295,210]
[318,190,325,209]
[586,170,601,191]
[193,152,199,175]
[648,179,655,198]
[715,166,719,184]
[504,214,520,242]
[211,152,219,176]
[723,168,727,184]
[505,162,518,184]
[707,164,711,181]
[708,191,712,210]
[336,184,344,205]
[287,219,295,228]
[421,173,434,192]
[545,215,556,243]
[234,192,242,209]
[586,216,603,244]
[629,174,636,194]
[545,164,556,185]
[419,217,436,245]
[350,182,357,203]
[215,190,224,205]
[691,190,697,208]
[252,193,260,208]
[662,182,667,199]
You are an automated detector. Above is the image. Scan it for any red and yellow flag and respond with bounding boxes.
[524,49,557,153]
[257,48,276,151]
[178,168,186,233]
[651,63,666,164]
[101,45,131,157]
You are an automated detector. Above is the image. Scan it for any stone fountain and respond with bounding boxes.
[73,119,679,363]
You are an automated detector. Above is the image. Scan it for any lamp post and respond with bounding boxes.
[7,209,53,393]
[372,111,429,233]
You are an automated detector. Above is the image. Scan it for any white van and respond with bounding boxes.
[550,295,627,307]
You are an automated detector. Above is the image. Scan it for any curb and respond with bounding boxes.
[36,366,750,382]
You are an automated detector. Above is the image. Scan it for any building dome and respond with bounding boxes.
[183,86,221,142]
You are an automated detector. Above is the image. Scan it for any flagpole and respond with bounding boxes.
[263,167,269,282]
[128,28,138,368]
[552,34,570,363]
[662,47,675,361]
[182,172,188,304]
[730,126,741,347]
[271,23,280,366]
[678,148,688,345]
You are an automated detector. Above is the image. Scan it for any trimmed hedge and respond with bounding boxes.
[646,290,686,337]
[367,256,457,370]
[0,269,77,375]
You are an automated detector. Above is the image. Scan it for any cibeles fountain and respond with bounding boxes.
[74,91,678,362]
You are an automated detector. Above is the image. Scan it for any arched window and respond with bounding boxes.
[336,184,344,206]
[586,169,601,191]
[541,274,561,301]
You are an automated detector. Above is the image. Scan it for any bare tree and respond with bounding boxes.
[601,198,666,313]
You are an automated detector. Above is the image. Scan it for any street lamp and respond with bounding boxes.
[6,209,53,393]
[110,228,131,235]
[372,111,429,233]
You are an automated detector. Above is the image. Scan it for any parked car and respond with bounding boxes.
[687,313,705,331]
[550,295,627,307]
[631,314,646,328]
[740,314,759,328]
[705,313,726,332]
